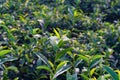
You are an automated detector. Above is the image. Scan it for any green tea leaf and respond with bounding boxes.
[80,74,89,80]
[48,61,55,70]
[78,55,89,63]
[36,53,50,68]
[1,25,15,42]
[67,51,74,59]
[7,66,19,73]
[115,70,120,80]
[103,66,119,80]
[0,57,17,65]
[66,72,72,80]
[75,60,82,67]
[56,61,68,71]
[91,55,104,61]
[90,58,102,69]
[14,77,19,80]
[37,65,51,71]
[53,28,60,38]
[66,72,77,80]
[97,76,106,80]
[75,0,81,5]
[103,74,111,79]
[0,50,11,57]
[55,48,73,61]
[33,28,40,34]
[53,64,71,79]
[58,40,65,47]
[90,68,96,76]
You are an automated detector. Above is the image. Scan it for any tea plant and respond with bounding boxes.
[0,0,120,80]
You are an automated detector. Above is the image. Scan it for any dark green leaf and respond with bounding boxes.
[36,53,50,68]
[55,48,73,61]
[66,72,77,80]
[90,58,102,69]
[103,66,119,80]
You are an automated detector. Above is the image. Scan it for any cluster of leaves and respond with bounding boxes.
[0,0,120,80]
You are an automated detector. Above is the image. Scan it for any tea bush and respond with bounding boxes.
[0,0,120,80]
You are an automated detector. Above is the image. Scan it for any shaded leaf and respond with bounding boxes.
[90,58,102,69]
[103,66,119,80]
[55,48,73,61]
[80,74,89,80]
[66,72,77,80]
[7,66,19,73]
[36,53,50,68]
[0,57,17,65]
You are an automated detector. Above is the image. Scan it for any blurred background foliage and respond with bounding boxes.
[0,0,120,80]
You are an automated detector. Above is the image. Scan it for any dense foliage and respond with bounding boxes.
[0,0,120,80]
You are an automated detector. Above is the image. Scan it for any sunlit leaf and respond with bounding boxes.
[36,65,51,72]
[10,28,17,32]
[33,28,40,34]
[115,70,120,80]
[48,61,54,70]
[91,55,104,61]
[91,77,97,80]
[56,61,68,71]
[13,77,19,80]
[0,50,11,57]
[90,68,96,76]
[53,64,71,79]
[53,28,60,38]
